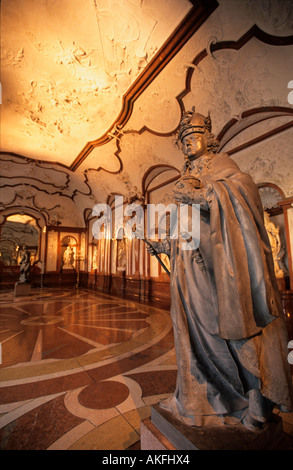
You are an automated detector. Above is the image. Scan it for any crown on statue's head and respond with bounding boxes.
[178,107,212,141]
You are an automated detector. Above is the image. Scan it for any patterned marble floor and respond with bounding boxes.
[1,287,292,451]
[0,288,177,450]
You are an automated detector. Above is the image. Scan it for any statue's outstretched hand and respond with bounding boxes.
[146,241,161,256]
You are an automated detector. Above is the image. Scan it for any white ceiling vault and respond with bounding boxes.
[0,0,218,169]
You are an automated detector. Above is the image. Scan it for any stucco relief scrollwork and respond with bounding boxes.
[258,186,283,210]
[0,154,69,189]
[2,0,176,168]
[0,185,61,226]
[126,22,293,178]
[185,38,287,136]
[93,0,158,78]
[0,153,94,226]
[231,131,293,197]
[0,154,93,201]
[248,0,293,32]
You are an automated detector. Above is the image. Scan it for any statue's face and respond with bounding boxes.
[182,133,207,160]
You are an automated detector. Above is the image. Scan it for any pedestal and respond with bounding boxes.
[140,404,293,450]
[140,418,176,451]
[14,282,31,297]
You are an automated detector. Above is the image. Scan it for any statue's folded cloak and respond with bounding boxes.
[200,153,281,340]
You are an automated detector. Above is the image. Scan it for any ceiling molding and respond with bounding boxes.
[217,106,293,144]
[0,153,93,201]
[3,13,292,176]
[102,25,293,177]
[225,119,293,156]
[216,106,293,153]
[69,0,219,172]
[85,25,293,177]
[177,25,293,111]
[84,140,124,176]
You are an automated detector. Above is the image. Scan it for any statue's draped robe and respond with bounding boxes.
[163,152,292,426]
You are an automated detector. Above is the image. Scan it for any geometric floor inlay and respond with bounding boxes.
[0,287,177,450]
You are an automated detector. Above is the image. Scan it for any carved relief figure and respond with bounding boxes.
[147,108,292,430]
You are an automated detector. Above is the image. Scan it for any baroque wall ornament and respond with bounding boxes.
[231,129,293,197]
[0,153,93,201]
[0,153,95,227]
[180,26,293,135]
[258,185,284,210]
[68,0,218,171]
[247,0,293,31]
[93,23,293,188]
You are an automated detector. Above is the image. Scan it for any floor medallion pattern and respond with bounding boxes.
[0,288,177,450]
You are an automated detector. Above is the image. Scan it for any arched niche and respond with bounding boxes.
[258,182,291,290]
[142,165,180,205]
[0,211,45,267]
[60,235,78,272]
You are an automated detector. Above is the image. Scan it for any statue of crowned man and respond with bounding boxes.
[147,107,292,431]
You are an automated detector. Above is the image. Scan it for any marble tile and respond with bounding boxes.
[126,370,177,397]
[78,381,130,409]
[62,324,135,345]
[0,392,66,429]
[84,336,174,384]
[112,375,145,413]
[41,325,95,359]
[47,420,95,450]
[0,369,93,404]
[64,387,120,427]
[122,405,152,434]
[68,414,140,450]
[0,395,84,450]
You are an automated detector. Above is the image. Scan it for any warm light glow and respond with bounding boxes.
[1,0,192,166]
[7,214,37,225]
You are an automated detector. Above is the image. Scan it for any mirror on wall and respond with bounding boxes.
[0,214,40,266]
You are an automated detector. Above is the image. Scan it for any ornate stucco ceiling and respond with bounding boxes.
[1,0,217,169]
[1,0,293,230]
